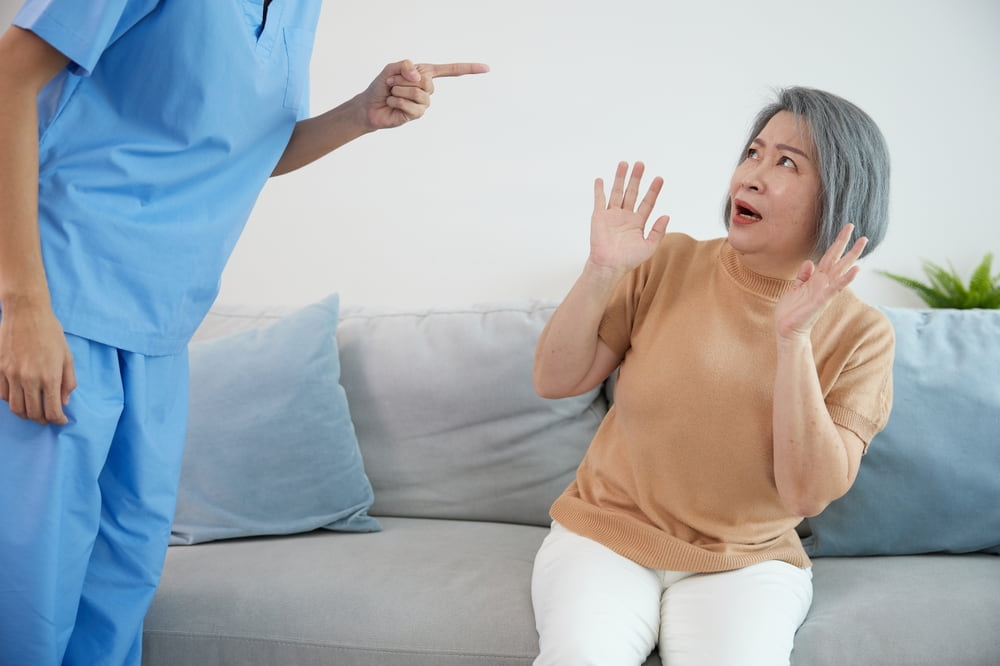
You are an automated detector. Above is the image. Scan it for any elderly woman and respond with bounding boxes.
[531,87,895,665]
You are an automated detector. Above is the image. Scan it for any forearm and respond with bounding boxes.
[772,336,858,517]
[533,262,624,398]
[0,35,54,308]
[271,94,371,176]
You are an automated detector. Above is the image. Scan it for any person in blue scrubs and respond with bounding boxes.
[0,2,488,664]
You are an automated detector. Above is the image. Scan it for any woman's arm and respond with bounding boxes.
[771,224,869,516]
[272,60,488,176]
[0,26,76,425]
[533,162,669,399]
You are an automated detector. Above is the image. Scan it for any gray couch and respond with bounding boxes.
[143,299,1000,665]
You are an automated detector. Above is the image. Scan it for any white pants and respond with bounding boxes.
[531,522,813,666]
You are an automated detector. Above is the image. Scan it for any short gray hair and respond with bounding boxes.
[724,87,891,258]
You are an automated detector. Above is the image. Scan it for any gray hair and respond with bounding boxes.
[724,87,891,258]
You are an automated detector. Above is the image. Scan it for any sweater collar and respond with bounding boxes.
[719,241,795,302]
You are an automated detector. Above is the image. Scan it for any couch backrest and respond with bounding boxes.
[336,302,605,526]
[194,300,606,527]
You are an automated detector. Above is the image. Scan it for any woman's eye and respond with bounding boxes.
[779,156,796,168]
[746,147,759,160]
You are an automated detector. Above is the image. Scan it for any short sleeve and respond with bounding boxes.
[14,0,161,76]
[821,306,896,449]
[597,233,693,357]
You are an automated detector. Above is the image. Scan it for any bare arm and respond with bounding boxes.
[0,26,75,425]
[533,162,669,398]
[771,224,869,516]
[272,60,489,176]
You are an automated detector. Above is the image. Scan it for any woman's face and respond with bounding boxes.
[727,110,823,279]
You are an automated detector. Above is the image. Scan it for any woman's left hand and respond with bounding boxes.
[360,60,489,130]
[775,224,868,341]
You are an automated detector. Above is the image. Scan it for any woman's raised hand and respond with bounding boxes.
[775,223,869,341]
[589,161,670,275]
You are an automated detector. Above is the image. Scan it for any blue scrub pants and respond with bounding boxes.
[0,334,189,666]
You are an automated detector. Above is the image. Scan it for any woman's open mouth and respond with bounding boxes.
[733,199,762,224]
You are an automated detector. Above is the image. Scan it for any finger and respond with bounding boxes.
[420,62,490,79]
[397,59,421,83]
[645,215,671,244]
[841,236,868,266]
[0,374,8,402]
[43,386,67,426]
[796,260,816,285]
[8,385,26,420]
[835,264,863,290]
[829,235,868,281]
[20,382,45,424]
[635,175,664,220]
[819,223,855,272]
[389,84,431,108]
[622,161,645,211]
[594,178,607,212]
[387,73,435,95]
[385,95,426,121]
[608,162,628,208]
[62,356,77,406]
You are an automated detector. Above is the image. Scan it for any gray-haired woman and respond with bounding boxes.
[531,87,895,665]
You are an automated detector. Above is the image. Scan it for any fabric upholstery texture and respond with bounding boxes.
[804,307,1000,556]
[335,303,605,526]
[149,518,546,665]
[792,555,1000,664]
[170,294,379,545]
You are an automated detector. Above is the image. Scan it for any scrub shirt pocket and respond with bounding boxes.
[283,27,314,113]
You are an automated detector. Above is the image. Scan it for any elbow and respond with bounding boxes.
[781,483,854,518]
[532,370,571,400]
[787,499,829,519]
[778,483,844,519]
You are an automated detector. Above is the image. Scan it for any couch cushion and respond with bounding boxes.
[803,307,1000,556]
[147,518,546,665]
[171,294,379,545]
[335,302,605,526]
[791,555,1000,665]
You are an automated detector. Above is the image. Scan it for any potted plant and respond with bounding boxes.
[879,252,1000,309]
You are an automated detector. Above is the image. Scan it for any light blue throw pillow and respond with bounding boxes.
[804,307,1000,556]
[170,294,380,545]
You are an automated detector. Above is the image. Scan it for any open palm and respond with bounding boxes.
[590,162,670,273]
[775,224,869,340]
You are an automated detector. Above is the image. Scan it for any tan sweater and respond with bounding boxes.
[550,233,894,572]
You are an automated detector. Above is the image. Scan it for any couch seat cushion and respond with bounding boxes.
[146,518,546,665]
[792,555,1000,665]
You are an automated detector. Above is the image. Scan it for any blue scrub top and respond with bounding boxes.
[14,0,323,355]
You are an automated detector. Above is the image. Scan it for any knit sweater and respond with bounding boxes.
[549,233,895,573]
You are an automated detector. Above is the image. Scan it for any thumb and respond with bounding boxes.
[398,59,421,82]
[795,260,816,284]
[645,215,671,244]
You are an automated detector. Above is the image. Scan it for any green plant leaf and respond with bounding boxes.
[923,260,966,302]
[879,271,952,308]
[878,252,1000,309]
[968,253,994,304]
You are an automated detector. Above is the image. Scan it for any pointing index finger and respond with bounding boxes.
[420,62,490,79]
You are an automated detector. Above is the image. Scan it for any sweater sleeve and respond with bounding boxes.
[820,304,896,449]
[597,233,694,356]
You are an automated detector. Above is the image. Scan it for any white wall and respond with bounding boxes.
[4,0,999,310]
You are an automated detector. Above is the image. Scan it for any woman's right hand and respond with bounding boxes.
[588,161,670,276]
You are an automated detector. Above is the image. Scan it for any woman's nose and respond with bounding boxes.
[741,164,764,192]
